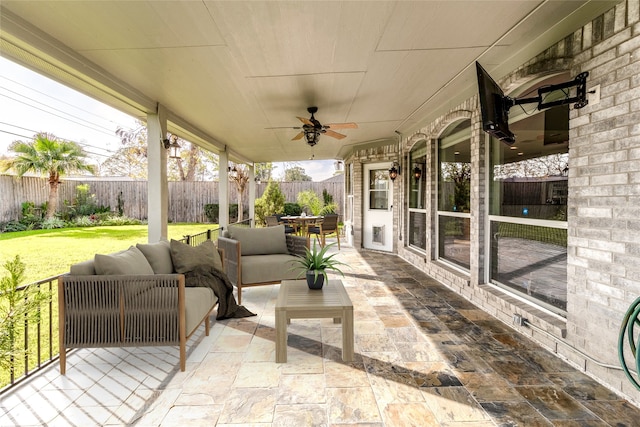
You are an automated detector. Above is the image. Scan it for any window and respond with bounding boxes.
[369,169,389,210]
[437,120,471,270]
[408,140,427,250]
[488,77,569,313]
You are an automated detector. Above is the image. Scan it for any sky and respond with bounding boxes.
[0,56,336,181]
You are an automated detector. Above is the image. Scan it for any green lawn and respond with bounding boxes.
[0,223,218,285]
[0,223,219,389]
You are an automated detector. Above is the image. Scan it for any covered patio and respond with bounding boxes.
[3,0,640,421]
[2,246,638,426]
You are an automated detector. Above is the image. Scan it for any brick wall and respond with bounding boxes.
[347,0,640,404]
[567,0,640,400]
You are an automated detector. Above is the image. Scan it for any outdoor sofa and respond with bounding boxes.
[217,224,309,304]
[58,239,224,373]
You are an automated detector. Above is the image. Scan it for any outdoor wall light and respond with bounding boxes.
[388,161,400,181]
[162,134,181,159]
[413,165,422,181]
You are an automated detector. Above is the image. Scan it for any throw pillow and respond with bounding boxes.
[136,240,173,274]
[170,239,223,274]
[69,259,96,275]
[228,225,288,256]
[94,246,154,275]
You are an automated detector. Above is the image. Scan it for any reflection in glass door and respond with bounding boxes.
[408,140,427,251]
[363,163,394,252]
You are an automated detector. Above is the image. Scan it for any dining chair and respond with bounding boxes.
[274,214,297,234]
[265,215,280,227]
[307,214,340,249]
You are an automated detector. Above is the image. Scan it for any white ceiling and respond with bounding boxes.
[0,1,618,164]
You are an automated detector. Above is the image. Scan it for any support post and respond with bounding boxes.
[147,106,168,242]
[219,151,229,229]
[248,164,256,227]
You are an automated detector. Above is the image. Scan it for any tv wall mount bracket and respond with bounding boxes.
[505,72,589,112]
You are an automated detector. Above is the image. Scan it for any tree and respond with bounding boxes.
[103,123,216,180]
[441,162,471,212]
[169,139,209,181]
[2,133,96,218]
[284,165,312,181]
[255,162,274,182]
[255,181,286,225]
[101,123,148,178]
[229,163,249,222]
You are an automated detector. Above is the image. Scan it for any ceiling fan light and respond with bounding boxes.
[305,129,320,146]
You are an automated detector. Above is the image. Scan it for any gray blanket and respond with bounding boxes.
[184,266,256,320]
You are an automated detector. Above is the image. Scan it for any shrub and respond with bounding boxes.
[322,188,334,206]
[90,212,113,223]
[116,191,125,217]
[99,215,142,226]
[319,202,338,215]
[204,204,219,223]
[203,203,246,223]
[40,218,66,229]
[229,204,239,222]
[60,185,110,221]
[255,181,286,224]
[0,255,51,371]
[297,190,322,215]
[72,216,95,227]
[283,202,302,216]
[0,221,27,233]
[254,199,267,225]
[74,184,98,216]
[20,201,45,228]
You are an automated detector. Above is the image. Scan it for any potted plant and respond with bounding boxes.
[292,242,346,289]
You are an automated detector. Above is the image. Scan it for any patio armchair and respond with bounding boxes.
[307,214,340,249]
[58,241,223,373]
[218,225,309,303]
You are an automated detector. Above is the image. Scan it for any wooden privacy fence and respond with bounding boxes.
[0,176,344,223]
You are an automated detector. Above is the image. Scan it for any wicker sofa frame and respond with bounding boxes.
[217,233,309,304]
[58,248,223,373]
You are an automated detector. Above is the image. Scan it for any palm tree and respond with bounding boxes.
[2,133,96,218]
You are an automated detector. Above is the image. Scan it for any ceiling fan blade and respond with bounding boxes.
[325,122,358,130]
[291,132,304,140]
[324,129,346,140]
[265,126,302,130]
[297,116,314,126]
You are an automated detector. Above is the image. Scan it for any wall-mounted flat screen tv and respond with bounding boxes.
[476,62,515,144]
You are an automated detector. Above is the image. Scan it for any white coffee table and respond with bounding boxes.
[275,279,354,363]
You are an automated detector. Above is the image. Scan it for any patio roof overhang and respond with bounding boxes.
[0,1,618,164]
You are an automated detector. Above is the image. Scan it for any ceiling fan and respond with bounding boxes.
[269,107,357,146]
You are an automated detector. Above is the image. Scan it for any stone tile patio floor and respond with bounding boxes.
[1,245,639,426]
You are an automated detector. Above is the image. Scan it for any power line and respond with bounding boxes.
[0,129,112,159]
[0,122,116,155]
[0,74,130,128]
[0,129,111,159]
[0,129,31,140]
[0,128,116,159]
[0,91,117,137]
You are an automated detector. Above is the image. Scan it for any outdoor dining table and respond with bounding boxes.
[280,215,322,236]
